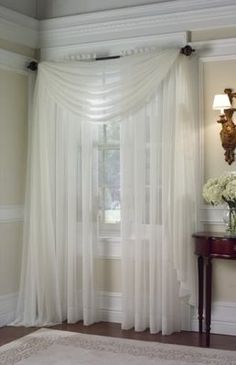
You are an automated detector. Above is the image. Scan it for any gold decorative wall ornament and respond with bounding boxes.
[213,89,236,165]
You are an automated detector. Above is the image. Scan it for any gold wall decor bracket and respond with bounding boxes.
[214,88,236,165]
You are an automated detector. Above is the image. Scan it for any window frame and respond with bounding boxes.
[98,124,121,237]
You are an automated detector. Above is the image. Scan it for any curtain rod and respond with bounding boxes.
[27,45,195,71]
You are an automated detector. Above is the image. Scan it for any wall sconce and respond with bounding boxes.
[213,88,236,165]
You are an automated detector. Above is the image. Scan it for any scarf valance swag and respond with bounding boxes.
[36,49,179,122]
[14,48,198,330]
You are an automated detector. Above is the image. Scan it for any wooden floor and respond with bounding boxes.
[0,321,236,351]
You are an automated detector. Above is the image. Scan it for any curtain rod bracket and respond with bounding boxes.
[27,61,38,71]
[180,45,195,56]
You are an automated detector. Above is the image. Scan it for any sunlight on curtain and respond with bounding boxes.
[13,49,199,330]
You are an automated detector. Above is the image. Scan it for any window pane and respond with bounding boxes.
[98,123,120,145]
[105,210,120,224]
[98,123,121,226]
[145,187,150,224]
[104,187,120,223]
[98,124,106,144]
[104,150,120,187]
[106,123,120,144]
[98,150,104,186]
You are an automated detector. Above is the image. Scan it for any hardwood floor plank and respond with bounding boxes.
[0,322,235,350]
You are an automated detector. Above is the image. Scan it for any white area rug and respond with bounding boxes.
[1,329,236,365]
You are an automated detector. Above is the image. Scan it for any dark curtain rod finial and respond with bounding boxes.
[180,45,195,56]
[27,61,38,71]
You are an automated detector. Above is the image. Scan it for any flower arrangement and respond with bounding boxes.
[203,173,236,234]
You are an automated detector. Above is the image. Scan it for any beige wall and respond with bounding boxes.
[203,60,236,180]
[0,38,36,58]
[96,259,121,292]
[0,70,28,205]
[0,59,28,296]
[203,59,236,302]
[1,22,236,309]
[191,27,236,42]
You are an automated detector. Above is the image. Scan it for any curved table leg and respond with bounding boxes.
[198,256,204,334]
[205,257,212,347]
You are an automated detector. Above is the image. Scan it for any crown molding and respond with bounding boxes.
[0,1,235,53]
[0,48,31,75]
[0,5,39,49]
[192,38,236,60]
[40,32,187,61]
[39,0,236,49]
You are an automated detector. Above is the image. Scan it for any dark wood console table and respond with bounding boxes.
[193,232,236,347]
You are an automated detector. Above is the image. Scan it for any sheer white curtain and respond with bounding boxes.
[14,48,198,328]
[121,57,199,334]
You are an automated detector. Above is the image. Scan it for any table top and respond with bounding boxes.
[193,232,236,239]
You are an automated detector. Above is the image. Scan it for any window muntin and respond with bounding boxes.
[98,123,120,225]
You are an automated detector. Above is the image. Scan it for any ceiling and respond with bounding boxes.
[0,0,177,19]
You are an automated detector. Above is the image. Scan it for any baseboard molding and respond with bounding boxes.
[99,293,236,335]
[99,291,122,323]
[1,291,235,335]
[192,301,236,336]
[0,292,18,326]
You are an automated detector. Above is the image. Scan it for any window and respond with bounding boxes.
[98,123,120,229]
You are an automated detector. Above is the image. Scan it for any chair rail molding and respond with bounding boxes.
[0,205,24,223]
[192,301,236,336]
[0,5,39,49]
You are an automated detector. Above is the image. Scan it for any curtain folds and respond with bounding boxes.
[121,56,198,334]
[38,49,179,122]
[14,48,199,330]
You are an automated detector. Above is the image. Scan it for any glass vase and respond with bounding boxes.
[227,207,236,235]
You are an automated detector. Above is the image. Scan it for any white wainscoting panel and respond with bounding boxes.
[192,302,236,336]
[99,291,122,323]
[1,290,234,335]
[200,205,225,226]
[0,292,18,326]
[98,238,121,259]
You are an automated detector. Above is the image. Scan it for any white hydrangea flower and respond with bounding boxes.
[222,180,236,204]
[202,173,236,206]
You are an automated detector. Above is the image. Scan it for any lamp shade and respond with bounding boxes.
[212,94,231,113]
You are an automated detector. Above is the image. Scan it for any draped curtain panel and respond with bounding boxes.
[14,49,199,331]
[121,57,199,334]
